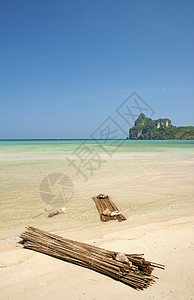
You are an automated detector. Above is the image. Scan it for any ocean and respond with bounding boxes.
[0,140,194,234]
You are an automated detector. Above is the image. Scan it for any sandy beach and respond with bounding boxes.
[1,0,194,297]
[0,211,194,300]
[0,140,194,299]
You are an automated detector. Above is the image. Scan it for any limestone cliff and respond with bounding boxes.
[129,114,194,140]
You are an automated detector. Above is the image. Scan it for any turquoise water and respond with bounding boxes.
[0,139,193,154]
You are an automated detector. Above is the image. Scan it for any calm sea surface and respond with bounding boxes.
[0,140,194,234]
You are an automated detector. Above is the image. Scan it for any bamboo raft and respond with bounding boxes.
[20,227,164,290]
[92,195,126,222]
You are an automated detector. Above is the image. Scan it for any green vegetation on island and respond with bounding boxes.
[129,113,194,140]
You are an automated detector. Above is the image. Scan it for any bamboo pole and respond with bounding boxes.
[20,227,164,290]
[92,196,126,222]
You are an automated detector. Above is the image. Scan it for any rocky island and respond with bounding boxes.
[129,113,194,140]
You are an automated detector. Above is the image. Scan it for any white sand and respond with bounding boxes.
[1,212,194,300]
[1,141,194,299]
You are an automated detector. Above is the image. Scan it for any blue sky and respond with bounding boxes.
[0,0,193,139]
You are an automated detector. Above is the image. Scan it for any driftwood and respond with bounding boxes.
[48,211,59,217]
[48,207,67,218]
[20,227,164,290]
[92,195,126,222]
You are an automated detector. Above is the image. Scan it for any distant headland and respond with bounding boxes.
[129,113,194,140]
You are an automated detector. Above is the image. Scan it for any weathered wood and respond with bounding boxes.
[20,227,164,290]
[48,211,59,218]
[92,196,126,222]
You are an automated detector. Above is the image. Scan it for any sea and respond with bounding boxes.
[0,139,194,235]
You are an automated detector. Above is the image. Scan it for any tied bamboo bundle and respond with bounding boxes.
[92,195,126,222]
[20,227,164,290]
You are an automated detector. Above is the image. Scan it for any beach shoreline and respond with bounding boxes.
[0,140,194,299]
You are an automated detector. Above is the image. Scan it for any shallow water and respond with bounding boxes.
[0,140,194,233]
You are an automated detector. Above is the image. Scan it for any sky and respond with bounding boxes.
[0,0,194,139]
